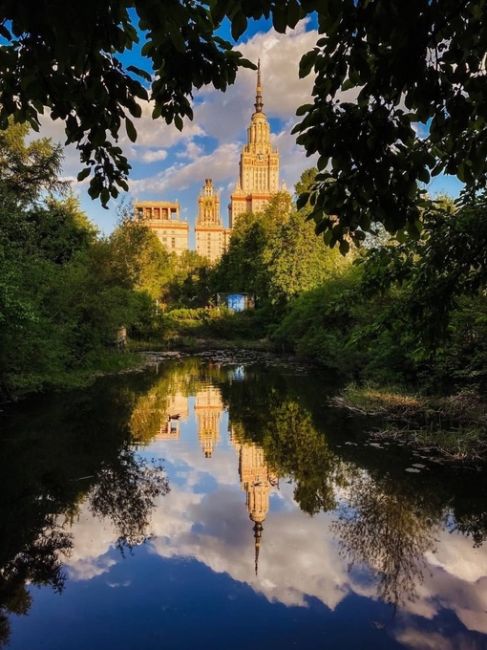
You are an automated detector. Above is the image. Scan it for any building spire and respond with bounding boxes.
[253,521,263,576]
[254,59,264,113]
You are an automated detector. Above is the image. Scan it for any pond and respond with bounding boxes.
[1,356,486,649]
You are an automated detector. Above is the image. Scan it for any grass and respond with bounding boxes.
[173,335,272,351]
[161,307,268,341]
[334,384,487,461]
[128,335,272,353]
[5,350,143,400]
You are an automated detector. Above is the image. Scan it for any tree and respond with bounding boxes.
[211,205,278,303]
[0,122,65,203]
[213,185,349,305]
[166,250,212,307]
[294,1,487,243]
[108,218,175,301]
[1,2,485,241]
[0,1,256,205]
[0,124,166,397]
[360,192,487,346]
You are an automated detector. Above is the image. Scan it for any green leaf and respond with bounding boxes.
[77,168,91,182]
[174,115,183,131]
[296,103,313,116]
[299,50,317,78]
[296,192,310,209]
[287,0,301,28]
[231,13,247,40]
[126,118,137,143]
[272,5,288,33]
[127,65,152,83]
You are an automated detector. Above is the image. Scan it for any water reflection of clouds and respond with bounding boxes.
[62,502,118,581]
[62,478,487,639]
[60,404,487,642]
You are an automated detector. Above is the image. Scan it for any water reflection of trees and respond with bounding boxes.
[0,373,171,646]
[89,447,169,550]
[219,369,352,515]
[143,360,486,611]
[258,400,350,515]
[0,520,71,647]
[2,359,486,643]
[332,473,439,608]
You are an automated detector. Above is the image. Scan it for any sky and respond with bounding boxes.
[37,17,463,244]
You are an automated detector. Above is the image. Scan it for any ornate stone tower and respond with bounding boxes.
[195,179,230,263]
[229,60,280,228]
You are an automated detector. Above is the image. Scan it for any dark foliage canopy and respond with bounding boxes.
[1,1,486,241]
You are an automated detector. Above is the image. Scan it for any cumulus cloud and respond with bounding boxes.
[130,142,240,198]
[192,20,317,144]
[136,148,168,163]
[149,486,350,610]
[36,101,203,183]
[176,140,205,161]
[59,501,118,581]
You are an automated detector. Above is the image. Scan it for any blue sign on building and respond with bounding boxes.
[217,292,254,312]
[227,293,246,312]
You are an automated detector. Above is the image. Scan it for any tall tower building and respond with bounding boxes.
[195,179,230,263]
[229,60,281,228]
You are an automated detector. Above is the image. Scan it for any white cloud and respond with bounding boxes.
[136,148,168,163]
[176,140,205,161]
[122,100,204,149]
[35,22,321,230]
[193,20,317,144]
[59,501,118,581]
[130,142,240,198]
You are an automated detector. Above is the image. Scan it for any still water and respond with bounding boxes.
[1,356,486,649]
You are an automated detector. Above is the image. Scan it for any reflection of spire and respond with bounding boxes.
[254,58,264,113]
[253,521,263,576]
[230,428,278,577]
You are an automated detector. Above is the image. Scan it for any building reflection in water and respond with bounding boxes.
[194,386,223,458]
[154,380,278,576]
[155,392,189,440]
[231,427,278,575]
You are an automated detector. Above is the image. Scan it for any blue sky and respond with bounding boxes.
[38,17,463,243]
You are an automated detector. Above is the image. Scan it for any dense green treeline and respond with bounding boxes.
[165,168,487,395]
[0,125,207,399]
[2,124,486,400]
[272,190,487,393]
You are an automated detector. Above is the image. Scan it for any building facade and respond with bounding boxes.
[229,60,281,228]
[195,179,230,263]
[134,61,283,257]
[134,200,189,255]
